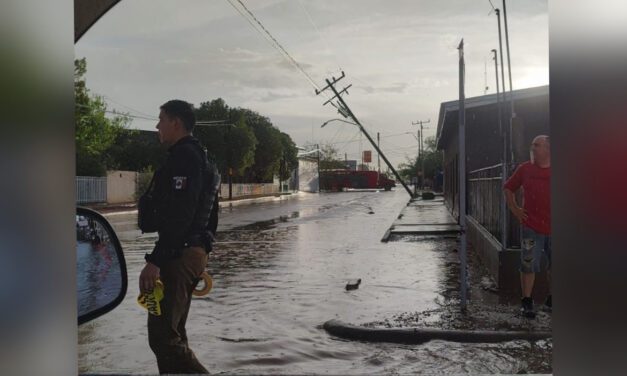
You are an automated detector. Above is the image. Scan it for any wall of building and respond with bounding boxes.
[106,170,137,204]
[298,158,319,193]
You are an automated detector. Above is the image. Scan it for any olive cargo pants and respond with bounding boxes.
[148,246,209,374]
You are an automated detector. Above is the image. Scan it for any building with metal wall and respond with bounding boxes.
[436,85,550,294]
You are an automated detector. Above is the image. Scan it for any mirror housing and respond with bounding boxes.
[77,206,127,325]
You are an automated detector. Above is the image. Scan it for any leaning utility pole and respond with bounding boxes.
[316,72,413,197]
[377,132,381,174]
[412,119,430,191]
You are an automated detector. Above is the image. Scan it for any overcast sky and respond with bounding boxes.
[75,0,548,168]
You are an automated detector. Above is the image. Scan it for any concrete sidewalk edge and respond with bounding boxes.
[323,319,551,344]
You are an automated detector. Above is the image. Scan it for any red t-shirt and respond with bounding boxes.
[503,161,551,235]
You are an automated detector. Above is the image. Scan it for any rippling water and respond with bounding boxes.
[78,189,551,374]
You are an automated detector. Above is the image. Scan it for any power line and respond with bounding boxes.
[227,0,320,91]
[75,104,156,121]
[488,0,497,14]
[295,0,342,73]
[101,95,156,119]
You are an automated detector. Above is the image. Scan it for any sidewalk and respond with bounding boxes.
[381,194,460,241]
[326,193,552,347]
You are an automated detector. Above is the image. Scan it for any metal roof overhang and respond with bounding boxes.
[435,85,549,150]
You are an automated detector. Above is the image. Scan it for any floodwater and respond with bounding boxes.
[78,189,551,374]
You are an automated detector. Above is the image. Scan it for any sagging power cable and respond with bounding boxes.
[226,0,320,91]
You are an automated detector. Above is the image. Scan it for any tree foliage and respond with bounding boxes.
[105,129,167,172]
[193,99,257,178]
[397,136,443,182]
[75,63,298,183]
[279,132,298,181]
[242,109,283,182]
[194,98,298,183]
[75,58,129,176]
[309,143,348,170]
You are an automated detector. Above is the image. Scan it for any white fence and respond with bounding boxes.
[76,176,107,204]
[220,183,279,199]
[77,175,282,205]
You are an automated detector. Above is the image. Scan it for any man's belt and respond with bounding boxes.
[183,234,214,253]
[183,234,205,248]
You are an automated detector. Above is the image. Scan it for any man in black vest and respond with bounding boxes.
[139,99,220,374]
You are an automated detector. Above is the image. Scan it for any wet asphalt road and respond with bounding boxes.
[78,189,551,374]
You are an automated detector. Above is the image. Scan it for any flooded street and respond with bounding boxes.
[79,189,550,374]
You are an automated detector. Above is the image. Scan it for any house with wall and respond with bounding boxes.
[436,85,550,294]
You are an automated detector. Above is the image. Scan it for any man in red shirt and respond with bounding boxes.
[503,135,551,318]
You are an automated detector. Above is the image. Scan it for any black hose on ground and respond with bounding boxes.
[323,319,551,344]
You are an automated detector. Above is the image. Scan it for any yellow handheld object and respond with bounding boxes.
[193,272,212,296]
[138,280,164,316]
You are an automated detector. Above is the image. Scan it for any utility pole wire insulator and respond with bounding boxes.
[323,84,352,106]
[315,71,345,95]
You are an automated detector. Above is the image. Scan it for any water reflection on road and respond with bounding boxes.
[79,190,547,374]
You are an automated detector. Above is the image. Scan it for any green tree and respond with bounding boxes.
[75,58,129,176]
[312,143,348,170]
[278,132,298,181]
[194,98,298,183]
[240,109,283,183]
[397,136,442,182]
[105,129,166,172]
[194,99,257,178]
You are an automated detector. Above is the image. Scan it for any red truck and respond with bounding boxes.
[320,170,396,191]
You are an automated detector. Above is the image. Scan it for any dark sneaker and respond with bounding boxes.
[543,294,552,313]
[521,297,536,318]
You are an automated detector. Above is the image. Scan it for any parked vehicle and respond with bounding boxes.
[320,170,396,191]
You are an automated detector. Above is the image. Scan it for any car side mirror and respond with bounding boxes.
[77,207,127,325]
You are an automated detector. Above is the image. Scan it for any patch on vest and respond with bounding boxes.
[173,176,188,190]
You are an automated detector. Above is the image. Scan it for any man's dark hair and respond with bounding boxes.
[160,100,196,132]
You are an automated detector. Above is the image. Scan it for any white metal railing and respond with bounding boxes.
[76,176,107,204]
[467,164,503,242]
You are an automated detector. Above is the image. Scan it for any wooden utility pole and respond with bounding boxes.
[377,132,381,173]
[412,119,430,191]
[315,72,413,197]
[316,143,320,193]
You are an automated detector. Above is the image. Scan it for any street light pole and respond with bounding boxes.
[493,49,507,250]
[502,0,515,117]
[495,9,509,181]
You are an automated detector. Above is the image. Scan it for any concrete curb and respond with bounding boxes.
[323,319,551,344]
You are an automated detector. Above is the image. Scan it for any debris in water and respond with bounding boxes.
[346,279,361,291]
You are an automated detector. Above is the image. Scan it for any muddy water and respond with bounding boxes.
[79,189,549,374]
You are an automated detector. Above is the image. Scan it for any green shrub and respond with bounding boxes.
[135,167,154,202]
